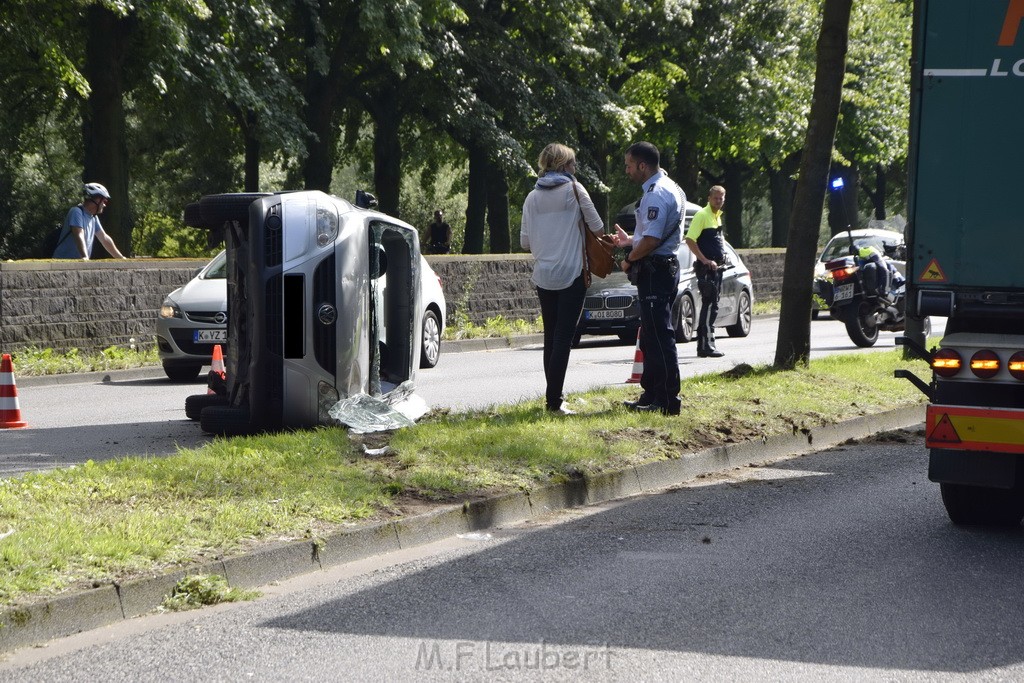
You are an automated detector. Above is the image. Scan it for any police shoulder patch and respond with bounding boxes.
[647,207,659,221]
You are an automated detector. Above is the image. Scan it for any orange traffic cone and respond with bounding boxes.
[626,328,643,384]
[207,344,227,395]
[0,353,28,429]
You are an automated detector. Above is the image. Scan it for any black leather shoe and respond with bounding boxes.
[697,349,725,358]
[623,399,652,410]
[627,402,665,413]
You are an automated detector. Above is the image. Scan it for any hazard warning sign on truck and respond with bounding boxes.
[926,405,1024,454]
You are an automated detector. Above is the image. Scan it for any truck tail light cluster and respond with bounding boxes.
[932,348,1024,380]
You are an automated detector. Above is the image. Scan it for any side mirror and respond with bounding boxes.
[355,190,378,209]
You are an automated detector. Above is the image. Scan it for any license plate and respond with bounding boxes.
[834,283,854,302]
[587,310,625,320]
[194,329,227,343]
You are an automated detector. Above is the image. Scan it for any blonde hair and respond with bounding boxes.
[537,143,576,174]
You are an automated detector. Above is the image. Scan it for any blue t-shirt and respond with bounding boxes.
[53,205,104,259]
[634,170,685,257]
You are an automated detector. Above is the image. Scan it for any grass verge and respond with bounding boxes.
[0,349,928,606]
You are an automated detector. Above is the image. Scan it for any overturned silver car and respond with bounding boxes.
[183,190,432,435]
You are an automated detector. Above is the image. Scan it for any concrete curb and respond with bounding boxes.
[0,403,924,654]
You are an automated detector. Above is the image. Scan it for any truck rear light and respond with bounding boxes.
[1009,352,1024,380]
[969,350,1000,379]
[932,348,962,377]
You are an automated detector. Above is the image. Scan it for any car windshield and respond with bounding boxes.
[201,251,228,279]
[820,235,901,262]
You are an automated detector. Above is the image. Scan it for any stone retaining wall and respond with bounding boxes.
[0,249,785,355]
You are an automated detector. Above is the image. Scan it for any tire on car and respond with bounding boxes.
[200,405,254,437]
[163,362,202,383]
[673,293,695,343]
[420,308,442,368]
[187,193,272,231]
[185,393,231,421]
[726,290,752,338]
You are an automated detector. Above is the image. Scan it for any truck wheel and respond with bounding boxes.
[940,483,1024,526]
[844,302,879,347]
[194,193,272,230]
[673,294,695,343]
[726,290,752,338]
[185,393,230,421]
[200,406,254,436]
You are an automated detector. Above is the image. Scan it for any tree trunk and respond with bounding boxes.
[675,138,700,200]
[83,5,133,255]
[768,151,801,247]
[863,162,887,220]
[826,163,859,234]
[371,95,402,218]
[298,3,342,192]
[485,162,510,253]
[242,111,261,192]
[722,161,747,248]
[774,0,852,369]
[464,146,487,254]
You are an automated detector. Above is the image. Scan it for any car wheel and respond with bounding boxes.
[200,405,254,436]
[673,294,695,343]
[185,393,230,421]
[192,193,271,230]
[163,362,202,382]
[726,290,752,338]
[420,309,441,368]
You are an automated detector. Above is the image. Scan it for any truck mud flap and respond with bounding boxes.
[929,448,1021,489]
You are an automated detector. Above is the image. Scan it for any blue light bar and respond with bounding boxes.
[830,177,844,190]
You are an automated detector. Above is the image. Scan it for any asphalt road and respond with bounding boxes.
[2,433,1021,680]
[2,316,941,476]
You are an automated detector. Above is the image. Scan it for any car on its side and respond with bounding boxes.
[155,249,446,382]
[575,201,753,346]
[812,228,905,319]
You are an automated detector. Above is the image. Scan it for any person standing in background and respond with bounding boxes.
[427,210,452,254]
[685,185,727,358]
[521,143,604,415]
[53,183,128,260]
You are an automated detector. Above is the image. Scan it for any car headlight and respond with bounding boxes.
[159,300,183,319]
[316,204,339,247]
[318,381,340,422]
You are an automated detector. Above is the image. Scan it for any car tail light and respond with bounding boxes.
[969,350,1000,379]
[1008,352,1024,381]
[932,348,962,377]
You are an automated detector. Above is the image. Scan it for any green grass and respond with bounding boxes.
[0,349,929,606]
[8,345,159,377]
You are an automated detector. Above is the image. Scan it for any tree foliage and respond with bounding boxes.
[1,0,910,267]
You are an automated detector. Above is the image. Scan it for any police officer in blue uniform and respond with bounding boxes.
[612,142,685,415]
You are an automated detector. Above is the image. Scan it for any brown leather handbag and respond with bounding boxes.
[571,181,615,286]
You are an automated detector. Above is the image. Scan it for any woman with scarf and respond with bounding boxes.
[521,143,604,415]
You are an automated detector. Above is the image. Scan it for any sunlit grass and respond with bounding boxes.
[9,344,159,377]
[0,349,929,605]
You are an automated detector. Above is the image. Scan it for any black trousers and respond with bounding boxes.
[536,274,587,409]
[635,257,680,410]
[696,265,723,352]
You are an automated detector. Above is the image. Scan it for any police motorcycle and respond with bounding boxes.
[818,238,921,347]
